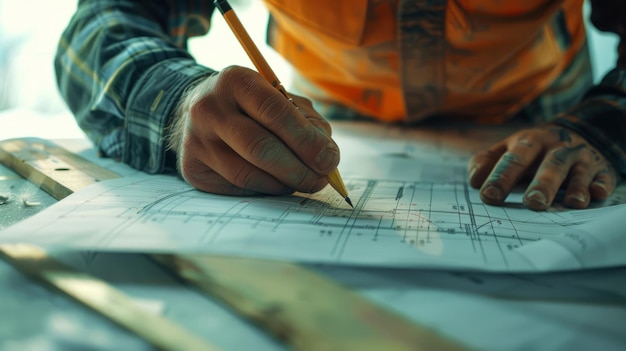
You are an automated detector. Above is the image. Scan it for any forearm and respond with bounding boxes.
[550,0,626,175]
[551,82,626,175]
[54,0,215,173]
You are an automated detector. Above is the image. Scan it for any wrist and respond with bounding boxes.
[166,72,216,153]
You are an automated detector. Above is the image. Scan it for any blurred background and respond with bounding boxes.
[0,0,287,139]
[0,0,619,140]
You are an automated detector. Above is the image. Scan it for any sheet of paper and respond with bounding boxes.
[3,122,625,350]
[1,148,624,272]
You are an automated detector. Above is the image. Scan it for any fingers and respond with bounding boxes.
[561,163,594,209]
[183,166,262,197]
[523,144,585,210]
[178,147,263,196]
[179,135,328,196]
[590,169,617,200]
[221,67,339,175]
[523,144,618,210]
[180,66,336,195]
[196,140,293,195]
[468,143,506,189]
[563,167,617,208]
[291,95,332,136]
[471,138,542,206]
[469,126,618,211]
[212,116,330,193]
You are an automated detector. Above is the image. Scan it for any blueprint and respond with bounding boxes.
[1,122,625,272]
[2,121,625,351]
[1,158,625,272]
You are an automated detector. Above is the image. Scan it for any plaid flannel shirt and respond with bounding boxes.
[55,0,626,175]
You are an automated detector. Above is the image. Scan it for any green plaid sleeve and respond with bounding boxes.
[551,0,626,175]
[54,0,216,174]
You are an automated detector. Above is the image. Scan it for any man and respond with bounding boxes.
[55,0,624,211]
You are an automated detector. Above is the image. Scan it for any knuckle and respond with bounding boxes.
[570,163,593,177]
[500,152,525,167]
[292,94,314,108]
[293,125,318,151]
[291,169,315,191]
[549,144,586,164]
[262,150,316,191]
[490,173,515,187]
[546,148,568,167]
[319,120,332,135]
[245,134,283,166]
[217,66,255,97]
[307,115,332,136]
[232,167,258,190]
[256,93,292,127]
[219,65,248,84]
[514,134,539,148]
[483,148,502,160]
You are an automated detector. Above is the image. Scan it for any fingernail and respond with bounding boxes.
[468,166,477,181]
[525,190,547,207]
[482,184,504,201]
[315,142,339,173]
[593,181,607,192]
[567,192,586,205]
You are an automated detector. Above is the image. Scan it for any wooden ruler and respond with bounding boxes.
[0,244,221,351]
[0,137,466,351]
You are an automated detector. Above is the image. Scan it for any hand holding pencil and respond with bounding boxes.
[213,0,352,207]
[167,0,351,206]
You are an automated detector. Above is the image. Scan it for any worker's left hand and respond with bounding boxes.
[468,125,619,210]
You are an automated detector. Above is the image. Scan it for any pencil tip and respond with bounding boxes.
[345,197,354,208]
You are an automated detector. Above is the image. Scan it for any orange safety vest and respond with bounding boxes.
[263,0,587,123]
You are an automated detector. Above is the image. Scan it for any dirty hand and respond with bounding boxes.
[468,125,619,210]
[169,66,339,196]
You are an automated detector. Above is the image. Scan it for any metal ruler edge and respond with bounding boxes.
[0,137,467,351]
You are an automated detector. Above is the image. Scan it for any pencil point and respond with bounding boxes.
[345,197,354,208]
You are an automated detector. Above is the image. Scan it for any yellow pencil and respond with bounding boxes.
[214,0,353,208]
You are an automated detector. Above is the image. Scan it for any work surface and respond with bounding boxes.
[1,121,625,350]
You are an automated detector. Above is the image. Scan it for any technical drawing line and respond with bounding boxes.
[4,173,624,272]
[139,188,196,214]
[334,180,376,259]
[395,186,404,201]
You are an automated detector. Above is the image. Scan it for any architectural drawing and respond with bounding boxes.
[2,169,624,272]
[1,123,625,272]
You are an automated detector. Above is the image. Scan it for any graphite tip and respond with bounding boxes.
[345,196,354,208]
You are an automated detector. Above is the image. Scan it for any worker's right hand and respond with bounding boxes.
[168,66,340,196]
